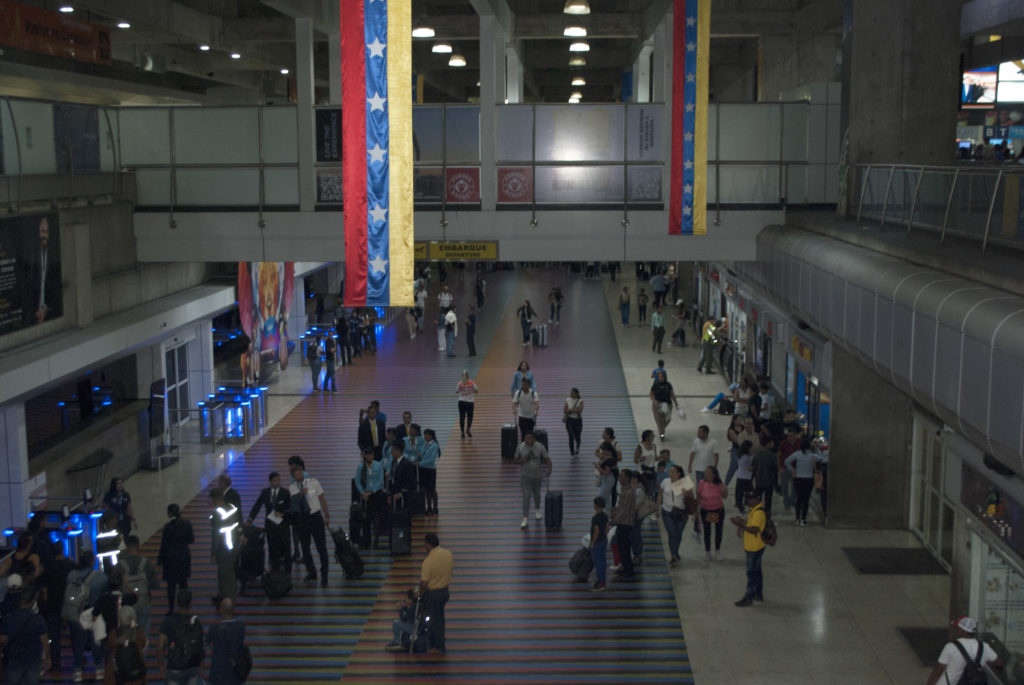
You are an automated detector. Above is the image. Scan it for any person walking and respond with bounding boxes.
[618,287,630,327]
[157,589,204,685]
[288,463,331,587]
[925,616,1003,685]
[0,585,51,684]
[637,288,649,325]
[751,433,779,514]
[657,464,693,565]
[514,431,552,529]
[435,310,446,352]
[563,387,584,462]
[589,497,609,592]
[649,370,678,441]
[731,490,767,606]
[456,370,478,439]
[307,335,323,391]
[697,466,727,561]
[247,472,291,570]
[67,551,107,683]
[418,533,453,655]
[513,379,540,442]
[117,535,159,644]
[725,415,744,487]
[785,437,821,526]
[208,488,241,601]
[465,306,477,357]
[633,429,659,496]
[516,299,537,346]
[322,335,337,393]
[650,305,666,353]
[650,269,668,307]
[475,273,486,310]
[510,361,536,396]
[207,598,246,685]
[157,503,194,612]
[103,478,135,539]
[443,307,458,357]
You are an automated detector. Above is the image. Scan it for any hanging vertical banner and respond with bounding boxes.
[669,0,710,236]
[341,0,413,307]
[237,262,294,384]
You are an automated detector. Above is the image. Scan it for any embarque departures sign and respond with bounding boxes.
[414,242,499,261]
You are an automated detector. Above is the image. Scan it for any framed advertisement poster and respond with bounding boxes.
[0,212,62,335]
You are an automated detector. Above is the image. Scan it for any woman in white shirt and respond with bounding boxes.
[656,464,693,565]
[634,430,659,496]
[563,388,584,462]
[456,370,478,439]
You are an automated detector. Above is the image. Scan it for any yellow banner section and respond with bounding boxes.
[414,242,428,260]
[413,242,499,261]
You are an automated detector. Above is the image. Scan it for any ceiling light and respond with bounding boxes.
[569,96,581,103]
[280,68,289,75]
[571,77,586,86]
[564,0,591,15]
[569,41,590,52]
[412,26,435,38]
[230,52,241,59]
[449,53,466,67]
[569,55,586,66]
[432,42,453,54]
[571,91,583,99]
[563,26,587,37]
[117,21,131,29]
[199,44,210,51]
[59,5,74,13]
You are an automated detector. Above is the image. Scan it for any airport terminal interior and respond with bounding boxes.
[2,0,1024,683]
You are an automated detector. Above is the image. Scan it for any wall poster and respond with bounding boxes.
[0,212,62,335]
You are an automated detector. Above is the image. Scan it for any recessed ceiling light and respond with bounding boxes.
[571,91,583,99]
[432,42,453,54]
[412,26,435,38]
[117,21,131,29]
[563,26,587,37]
[569,56,586,66]
[563,0,591,15]
[569,96,581,103]
[280,68,289,75]
[571,77,586,86]
[199,44,210,51]
[569,41,590,52]
[449,53,466,67]
[59,5,74,13]
[230,52,241,59]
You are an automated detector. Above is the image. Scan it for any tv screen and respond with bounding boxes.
[962,67,997,108]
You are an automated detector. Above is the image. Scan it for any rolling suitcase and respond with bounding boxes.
[331,527,365,580]
[533,428,549,452]
[532,324,548,347]
[238,524,265,585]
[501,423,518,461]
[261,568,292,599]
[390,508,412,556]
[569,546,594,582]
[545,490,563,529]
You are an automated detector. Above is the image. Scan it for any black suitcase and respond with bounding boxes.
[501,424,518,461]
[545,490,563,529]
[533,428,549,452]
[238,524,265,581]
[331,527,365,580]
[569,546,594,582]
[261,569,292,599]
[390,525,412,556]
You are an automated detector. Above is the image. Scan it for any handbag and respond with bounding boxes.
[683,490,698,515]
[704,511,721,524]
[636,494,659,521]
[814,470,824,491]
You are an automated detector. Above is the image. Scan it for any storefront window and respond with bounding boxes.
[911,417,951,571]
[971,536,1024,681]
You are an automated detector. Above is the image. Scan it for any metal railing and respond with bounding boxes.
[854,163,1024,252]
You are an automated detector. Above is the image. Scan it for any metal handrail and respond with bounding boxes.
[2,97,24,211]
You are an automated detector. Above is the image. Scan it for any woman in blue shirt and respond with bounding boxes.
[403,424,425,464]
[510,361,536,396]
[419,429,442,516]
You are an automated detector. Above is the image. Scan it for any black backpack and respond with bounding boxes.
[114,640,146,684]
[167,614,204,670]
[951,639,988,685]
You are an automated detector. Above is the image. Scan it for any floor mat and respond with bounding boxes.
[897,627,948,666]
[842,547,948,575]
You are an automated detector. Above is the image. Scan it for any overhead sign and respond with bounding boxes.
[790,334,813,363]
[413,242,427,260]
[428,242,498,261]
[0,0,112,66]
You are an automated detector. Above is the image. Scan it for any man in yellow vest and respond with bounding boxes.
[697,318,719,374]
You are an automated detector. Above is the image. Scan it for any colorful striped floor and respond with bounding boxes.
[119,268,691,684]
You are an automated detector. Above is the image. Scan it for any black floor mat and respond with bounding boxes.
[897,626,948,666]
[842,547,948,575]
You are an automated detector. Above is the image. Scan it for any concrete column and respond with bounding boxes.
[828,345,913,528]
[760,34,839,102]
[328,5,342,106]
[64,222,93,328]
[290,274,308,340]
[0,403,31,533]
[478,14,503,211]
[652,13,671,103]
[505,46,523,103]
[840,0,959,211]
[634,41,653,103]
[295,17,316,212]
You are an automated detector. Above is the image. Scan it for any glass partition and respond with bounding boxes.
[496,107,532,162]
[174,108,259,165]
[118,108,171,166]
[535,104,624,162]
[444,106,480,163]
[177,168,259,206]
[413,107,443,163]
[262,107,297,164]
[6,99,57,174]
[535,165,624,204]
[718,104,780,161]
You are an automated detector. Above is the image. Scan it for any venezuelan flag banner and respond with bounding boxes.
[669,0,710,235]
[341,0,414,307]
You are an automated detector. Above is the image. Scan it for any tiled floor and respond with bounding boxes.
[117,264,947,684]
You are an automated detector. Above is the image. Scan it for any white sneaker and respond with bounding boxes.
[73,671,83,683]
[700,407,711,414]
[521,517,528,529]
[535,510,543,520]
[96,668,105,680]
[715,550,722,561]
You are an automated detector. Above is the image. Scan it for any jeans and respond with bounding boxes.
[445,329,455,355]
[706,392,726,410]
[698,339,714,372]
[323,360,337,391]
[725,446,739,485]
[393,619,414,644]
[620,302,630,325]
[458,401,475,434]
[779,470,795,509]
[591,539,608,584]
[735,478,752,511]
[69,618,103,670]
[630,521,643,560]
[466,330,476,356]
[652,326,665,352]
[745,548,765,599]
[520,318,531,343]
[5,661,42,685]
[521,476,542,517]
[700,507,724,551]
[517,416,536,443]
[420,587,449,651]
[565,417,582,456]
[165,667,205,685]
[639,304,647,324]
[613,524,634,576]
[692,471,705,531]
[793,477,814,521]
[662,510,685,559]
[310,360,322,390]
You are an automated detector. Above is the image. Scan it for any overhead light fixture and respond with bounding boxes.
[571,77,586,86]
[230,52,241,59]
[432,42,453,54]
[199,44,210,51]
[569,96,581,103]
[59,5,74,13]
[564,0,591,15]
[571,91,583,99]
[569,55,586,66]
[569,41,590,52]
[563,26,587,37]
[117,21,131,29]
[280,68,289,75]
[412,26,435,38]
[449,53,466,67]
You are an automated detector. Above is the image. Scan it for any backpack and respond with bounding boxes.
[61,569,97,623]
[232,642,253,682]
[167,614,204,670]
[306,341,319,361]
[123,558,150,611]
[951,640,988,685]
[114,640,146,684]
[761,511,778,547]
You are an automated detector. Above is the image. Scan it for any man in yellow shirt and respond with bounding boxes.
[730,491,766,606]
[418,532,453,654]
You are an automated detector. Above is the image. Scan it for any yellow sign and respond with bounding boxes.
[414,242,428,260]
[791,335,813,363]
[428,242,498,261]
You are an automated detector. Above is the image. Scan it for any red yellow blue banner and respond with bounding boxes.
[341,0,413,307]
[669,0,710,235]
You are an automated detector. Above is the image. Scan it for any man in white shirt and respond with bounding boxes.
[288,464,331,587]
[926,616,1002,685]
[438,285,453,312]
[443,308,458,357]
[513,379,539,442]
[688,425,719,537]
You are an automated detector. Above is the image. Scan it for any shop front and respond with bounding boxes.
[784,326,831,439]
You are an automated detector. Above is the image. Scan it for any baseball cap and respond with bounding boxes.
[954,616,977,633]
[6,573,22,590]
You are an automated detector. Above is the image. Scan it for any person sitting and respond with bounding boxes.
[384,589,420,652]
